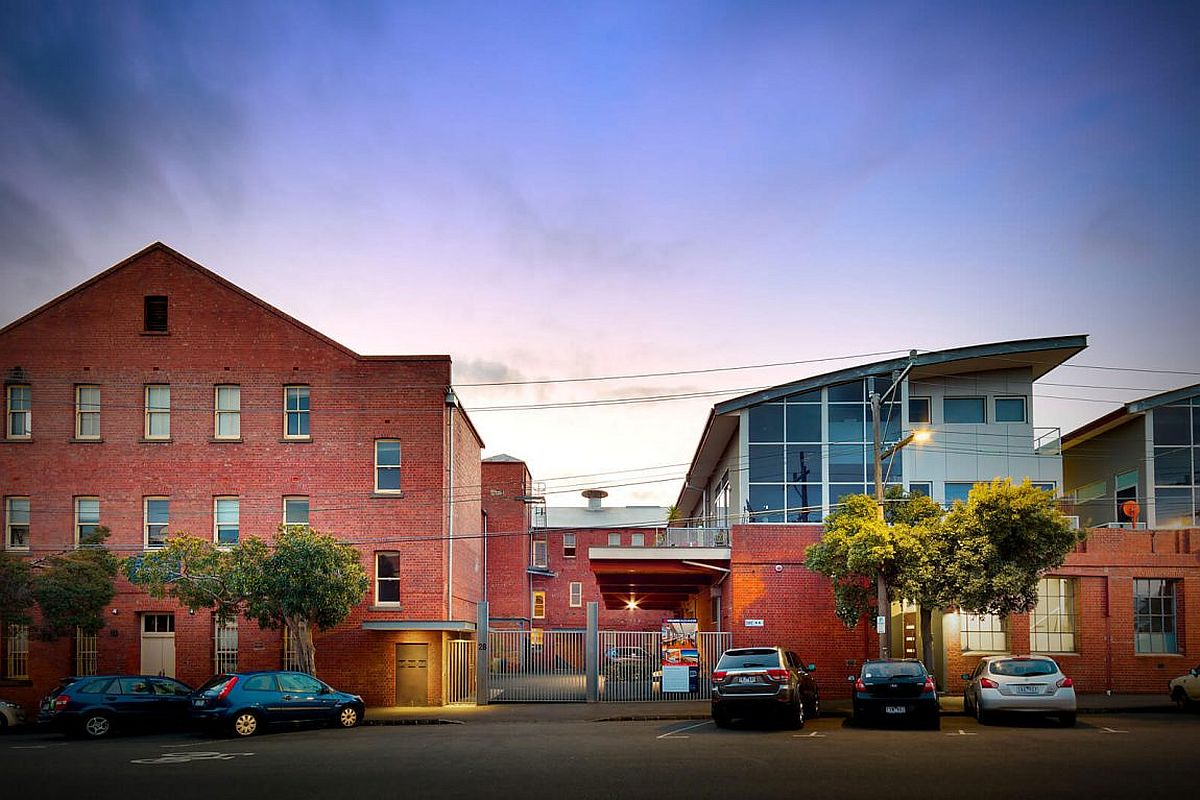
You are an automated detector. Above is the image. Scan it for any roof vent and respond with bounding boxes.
[582,489,608,511]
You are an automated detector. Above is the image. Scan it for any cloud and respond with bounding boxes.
[453,358,526,384]
[0,181,82,317]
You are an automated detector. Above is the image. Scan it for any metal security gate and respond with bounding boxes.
[599,630,730,702]
[444,639,476,705]
[487,628,587,702]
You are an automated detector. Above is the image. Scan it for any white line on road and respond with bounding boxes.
[160,740,229,748]
[792,731,826,738]
[947,729,977,736]
[1100,727,1129,734]
[657,721,713,739]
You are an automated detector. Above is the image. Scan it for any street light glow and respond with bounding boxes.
[912,430,932,443]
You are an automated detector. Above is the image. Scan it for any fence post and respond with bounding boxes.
[476,601,489,706]
[586,601,599,702]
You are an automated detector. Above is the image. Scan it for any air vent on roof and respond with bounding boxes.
[144,296,168,332]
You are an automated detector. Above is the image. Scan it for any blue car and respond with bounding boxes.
[191,671,364,737]
[43,674,195,738]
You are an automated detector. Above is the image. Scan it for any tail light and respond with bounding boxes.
[216,676,239,700]
[54,694,70,711]
[923,677,936,693]
[1057,677,1073,688]
[711,671,727,681]
[854,678,866,692]
[980,678,999,689]
[765,669,789,681]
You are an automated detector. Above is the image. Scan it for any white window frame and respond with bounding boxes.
[144,497,169,549]
[532,539,548,568]
[374,439,402,493]
[960,613,1008,653]
[569,582,582,608]
[284,386,310,439]
[1030,577,1077,653]
[75,626,98,676]
[532,591,546,619]
[214,497,239,547]
[214,619,238,673]
[375,552,401,606]
[5,624,29,679]
[5,496,30,550]
[607,532,621,546]
[214,385,241,439]
[6,385,31,439]
[631,532,645,547]
[562,532,576,558]
[74,496,100,546]
[994,396,1027,424]
[283,496,310,527]
[144,384,170,439]
[75,385,100,439]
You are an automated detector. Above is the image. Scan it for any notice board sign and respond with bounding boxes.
[661,619,699,693]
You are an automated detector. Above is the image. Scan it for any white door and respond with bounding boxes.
[140,614,176,677]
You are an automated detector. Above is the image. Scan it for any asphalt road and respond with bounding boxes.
[4,712,1198,800]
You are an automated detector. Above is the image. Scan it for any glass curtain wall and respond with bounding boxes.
[1152,399,1199,528]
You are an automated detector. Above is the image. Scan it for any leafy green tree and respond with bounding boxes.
[125,525,369,676]
[0,527,118,641]
[886,490,954,673]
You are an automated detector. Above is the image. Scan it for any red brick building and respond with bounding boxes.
[1,243,484,709]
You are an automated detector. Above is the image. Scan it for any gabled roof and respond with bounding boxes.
[1061,382,1200,450]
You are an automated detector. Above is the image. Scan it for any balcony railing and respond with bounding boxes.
[653,527,731,548]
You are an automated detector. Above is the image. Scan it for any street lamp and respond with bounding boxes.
[870,369,930,659]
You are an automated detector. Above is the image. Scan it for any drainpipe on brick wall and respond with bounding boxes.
[446,389,458,620]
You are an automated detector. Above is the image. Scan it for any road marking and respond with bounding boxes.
[792,731,826,738]
[946,729,977,736]
[160,740,227,748]
[657,721,712,739]
[1099,727,1129,734]
[132,751,255,765]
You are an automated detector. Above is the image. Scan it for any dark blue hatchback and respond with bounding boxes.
[191,671,364,737]
[44,675,195,738]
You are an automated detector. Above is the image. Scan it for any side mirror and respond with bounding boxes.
[1191,668,1199,678]
[960,673,971,681]
[807,664,816,672]
[846,675,856,682]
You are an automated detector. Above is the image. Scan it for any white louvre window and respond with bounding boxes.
[5,624,29,679]
[5,496,30,550]
[144,498,169,548]
[563,532,576,558]
[214,620,238,673]
[532,539,548,568]
[215,497,239,546]
[284,386,310,438]
[569,582,582,608]
[374,440,402,492]
[532,591,546,619]
[75,497,100,546]
[75,627,98,676]
[215,386,241,438]
[7,385,31,438]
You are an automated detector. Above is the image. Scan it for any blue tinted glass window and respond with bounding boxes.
[909,482,932,497]
[944,398,985,424]
[827,381,863,402]
[945,482,974,505]
[787,484,822,522]
[748,445,785,482]
[995,397,1027,423]
[747,484,785,523]
[243,674,278,692]
[748,404,784,442]
[786,389,822,403]
[786,445,821,482]
[1155,448,1191,486]
[829,445,865,482]
[829,404,865,442]
[909,397,931,424]
[881,449,903,479]
[785,404,821,442]
[1153,407,1191,446]
[868,403,902,442]
[830,484,867,511]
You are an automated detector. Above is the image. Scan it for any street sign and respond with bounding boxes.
[744,619,764,627]
[875,615,886,633]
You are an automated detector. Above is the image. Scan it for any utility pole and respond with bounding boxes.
[870,378,890,660]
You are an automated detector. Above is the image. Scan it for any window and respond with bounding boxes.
[214,385,241,438]
[6,385,30,438]
[374,440,401,492]
[944,397,985,424]
[569,582,583,607]
[909,396,931,425]
[144,385,170,439]
[945,482,975,506]
[284,386,310,438]
[283,496,309,527]
[243,674,277,692]
[908,482,932,497]
[144,295,168,332]
[376,552,400,605]
[1116,470,1138,522]
[1075,480,1106,503]
[278,672,323,693]
[5,624,29,679]
[144,497,169,548]
[995,397,1027,423]
[563,532,576,558]
[75,385,100,439]
[1030,578,1076,652]
[1134,578,1178,653]
[532,539,548,568]
[1031,482,1056,495]
[214,619,238,673]
[960,613,1007,653]
[75,627,98,676]
[282,627,302,671]
[5,496,29,549]
[532,591,546,619]
[607,532,621,546]
[74,497,100,546]
[142,613,175,633]
[631,532,645,547]
[214,497,239,546]
[713,476,731,529]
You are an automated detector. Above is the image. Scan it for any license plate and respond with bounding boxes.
[192,699,205,707]
[737,676,757,684]
[1016,685,1040,695]
[885,705,906,714]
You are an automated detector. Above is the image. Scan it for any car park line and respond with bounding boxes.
[1099,727,1129,734]
[946,729,977,736]
[657,720,712,739]
[792,731,826,738]
[132,750,255,765]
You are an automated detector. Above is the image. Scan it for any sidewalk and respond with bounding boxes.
[364,693,1177,725]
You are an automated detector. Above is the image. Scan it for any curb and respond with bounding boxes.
[364,718,465,726]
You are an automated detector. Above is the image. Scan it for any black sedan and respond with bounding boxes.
[849,659,939,729]
[43,674,194,738]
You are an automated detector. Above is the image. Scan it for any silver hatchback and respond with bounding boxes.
[962,655,1076,726]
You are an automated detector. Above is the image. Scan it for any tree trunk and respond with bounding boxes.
[920,606,936,689]
[286,614,317,676]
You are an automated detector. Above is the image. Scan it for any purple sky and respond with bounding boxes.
[2,1,1197,505]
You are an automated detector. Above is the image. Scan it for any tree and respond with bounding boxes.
[0,528,117,641]
[804,494,925,631]
[125,525,369,676]
[886,490,954,674]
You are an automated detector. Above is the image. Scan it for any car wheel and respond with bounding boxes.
[1058,712,1076,728]
[976,704,991,726]
[232,711,260,737]
[337,705,360,729]
[806,693,821,720]
[82,712,113,739]
[712,708,731,729]
[1171,688,1193,712]
[786,699,805,730]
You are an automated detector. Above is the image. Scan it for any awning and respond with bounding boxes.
[361,620,476,632]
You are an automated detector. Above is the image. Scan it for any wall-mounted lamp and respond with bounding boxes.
[110,608,119,615]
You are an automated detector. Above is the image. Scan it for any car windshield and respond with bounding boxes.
[196,675,235,693]
[990,659,1058,677]
[717,650,781,669]
[862,662,925,679]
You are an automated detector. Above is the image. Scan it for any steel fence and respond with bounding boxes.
[598,630,731,702]
[487,629,588,702]
[444,639,476,705]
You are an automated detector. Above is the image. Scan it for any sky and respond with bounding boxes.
[2,0,1197,507]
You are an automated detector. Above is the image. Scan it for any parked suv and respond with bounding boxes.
[43,674,195,738]
[1168,663,1200,711]
[191,671,364,737]
[710,647,819,729]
